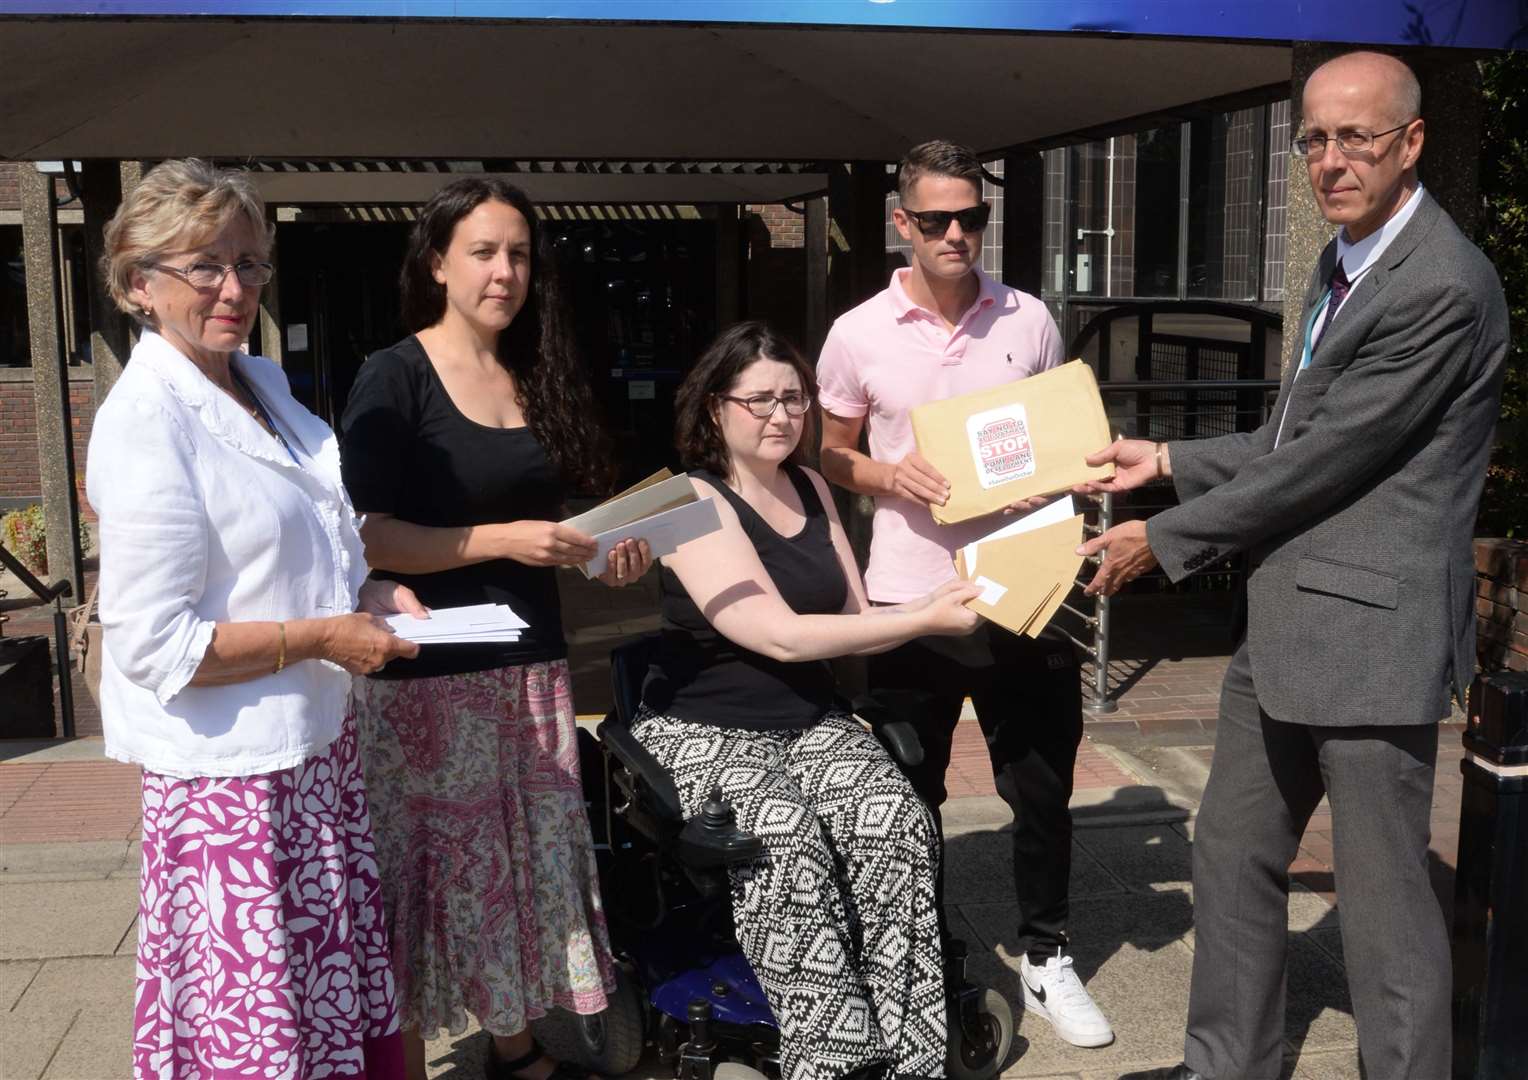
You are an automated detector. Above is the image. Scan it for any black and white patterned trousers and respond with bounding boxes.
[632,708,947,1080]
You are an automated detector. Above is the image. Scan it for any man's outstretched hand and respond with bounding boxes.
[1077,519,1159,596]
[1074,438,1164,496]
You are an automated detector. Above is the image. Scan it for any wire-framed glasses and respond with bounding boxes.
[145,260,275,289]
[1292,121,1415,158]
[719,392,813,418]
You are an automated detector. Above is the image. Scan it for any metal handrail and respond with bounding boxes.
[0,545,76,738]
[1073,377,1281,712]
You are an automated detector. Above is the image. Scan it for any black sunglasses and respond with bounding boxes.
[900,203,992,238]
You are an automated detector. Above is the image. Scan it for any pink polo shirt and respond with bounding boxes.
[817,267,1064,603]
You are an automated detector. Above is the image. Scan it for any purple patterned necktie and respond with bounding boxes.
[1317,259,1351,339]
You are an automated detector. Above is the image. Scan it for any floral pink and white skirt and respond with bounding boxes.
[132,716,403,1080]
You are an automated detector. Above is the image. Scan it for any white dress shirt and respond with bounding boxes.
[1310,183,1425,350]
[86,331,368,778]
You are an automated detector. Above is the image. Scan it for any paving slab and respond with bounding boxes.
[1073,824,1193,893]
[942,833,1124,906]
[1290,1048,1363,1079]
[0,879,139,960]
[0,1009,73,1080]
[0,840,137,882]
[0,958,41,1010]
[40,1005,132,1080]
[1282,933,1356,1056]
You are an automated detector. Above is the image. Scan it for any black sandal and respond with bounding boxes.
[485,1039,597,1080]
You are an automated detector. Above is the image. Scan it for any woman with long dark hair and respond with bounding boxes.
[340,178,649,1080]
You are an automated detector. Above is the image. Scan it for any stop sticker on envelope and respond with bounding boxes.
[966,403,1036,489]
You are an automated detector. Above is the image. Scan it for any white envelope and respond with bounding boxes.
[581,495,722,576]
[385,602,528,645]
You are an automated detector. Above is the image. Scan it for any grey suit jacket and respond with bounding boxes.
[1146,192,1509,726]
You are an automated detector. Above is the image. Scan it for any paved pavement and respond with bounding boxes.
[0,586,1473,1079]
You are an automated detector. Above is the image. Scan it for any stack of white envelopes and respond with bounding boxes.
[384,603,528,645]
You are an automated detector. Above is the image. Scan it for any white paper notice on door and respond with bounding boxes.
[966,402,1037,490]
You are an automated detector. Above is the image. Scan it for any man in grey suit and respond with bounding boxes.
[1076,51,1510,1080]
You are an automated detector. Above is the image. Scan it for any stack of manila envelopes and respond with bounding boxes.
[563,469,722,577]
[909,359,1112,525]
[385,603,528,645]
[954,497,1086,638]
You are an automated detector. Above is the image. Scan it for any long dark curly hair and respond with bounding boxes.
[400,178,612,494]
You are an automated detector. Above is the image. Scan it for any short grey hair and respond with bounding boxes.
[100,158,273,322]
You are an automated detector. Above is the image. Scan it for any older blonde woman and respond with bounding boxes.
[88,158,419,1080]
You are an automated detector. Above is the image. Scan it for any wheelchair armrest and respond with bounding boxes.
[676,788,764,868]
[850,693,926,768]
[596,717,686,826]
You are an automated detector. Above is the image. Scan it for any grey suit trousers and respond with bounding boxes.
[1184,644,1449,1080]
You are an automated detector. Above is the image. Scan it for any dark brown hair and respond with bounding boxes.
[897,139,985,203]
[674,321,818,479]
[400,177,612,494]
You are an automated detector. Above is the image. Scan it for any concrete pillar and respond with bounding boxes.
[19,165,84,599]
[1281,43,1485,371]
[1002,151,1046,296]
[78,160,133,403]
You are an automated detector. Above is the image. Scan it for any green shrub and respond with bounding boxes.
[1479,52,1528,538]
[0,505,91,577]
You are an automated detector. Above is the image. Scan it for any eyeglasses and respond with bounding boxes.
[1292,121,1415,158]
[719,392,813,419]
[145,260,275,289]
[900,203,992,238]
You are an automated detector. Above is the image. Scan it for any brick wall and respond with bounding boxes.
[1475,538,1527,673]
[0,161,20,212]
[749,203,805,248]
[0,375,97,517]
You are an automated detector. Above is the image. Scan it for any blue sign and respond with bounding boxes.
[1,1,1523,51]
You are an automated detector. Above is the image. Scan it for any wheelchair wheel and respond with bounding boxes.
[946,988,1014,1080]
[713,1065,770,1080]
[534,964,646,1075]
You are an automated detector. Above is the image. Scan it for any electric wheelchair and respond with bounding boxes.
[533,636,1015,1080]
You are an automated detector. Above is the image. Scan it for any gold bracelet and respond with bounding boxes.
[274,622,287,675]
[1155,443,1165,480]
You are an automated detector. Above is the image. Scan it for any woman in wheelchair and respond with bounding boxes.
[633,321,983,1080]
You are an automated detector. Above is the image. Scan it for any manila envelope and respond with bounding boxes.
[910,360,1113,525]
[954,514,1086,637]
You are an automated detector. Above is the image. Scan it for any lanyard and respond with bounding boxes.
[231,367,301,466]
[1274,290,1332,448]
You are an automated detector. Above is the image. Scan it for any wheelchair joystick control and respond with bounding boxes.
[688,999,716,1049]
[676,787,765,870]
[699,788,733,828]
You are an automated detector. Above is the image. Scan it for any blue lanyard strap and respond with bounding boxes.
[1299,288,1332,371]
[231,367,301,466]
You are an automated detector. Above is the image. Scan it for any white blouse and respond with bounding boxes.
[86,331,368,778]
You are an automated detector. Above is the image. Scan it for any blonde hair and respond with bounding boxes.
[101,158,273,321]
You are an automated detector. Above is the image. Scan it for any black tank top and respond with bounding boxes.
[642,465,848,731]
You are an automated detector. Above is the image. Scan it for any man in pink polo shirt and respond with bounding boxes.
[818,140,1113,1049]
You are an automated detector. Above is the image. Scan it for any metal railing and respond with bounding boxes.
[0,545,76,737]
[1065,377,1281,712]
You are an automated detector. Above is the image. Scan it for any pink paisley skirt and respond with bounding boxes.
[351,660,614,1039]
[132,716,403,1080]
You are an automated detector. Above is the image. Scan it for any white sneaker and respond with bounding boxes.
[1018,952,1115,1047]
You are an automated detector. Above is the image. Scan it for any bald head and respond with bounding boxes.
[1304,51,1421,129]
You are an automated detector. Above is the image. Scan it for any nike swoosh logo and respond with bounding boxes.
[1025,977,1046,1004]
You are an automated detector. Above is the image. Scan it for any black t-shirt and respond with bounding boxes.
[340,336,566,679]
[642,465,847,731]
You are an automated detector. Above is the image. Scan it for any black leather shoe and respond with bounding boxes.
[1117,1067,1206,1080]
